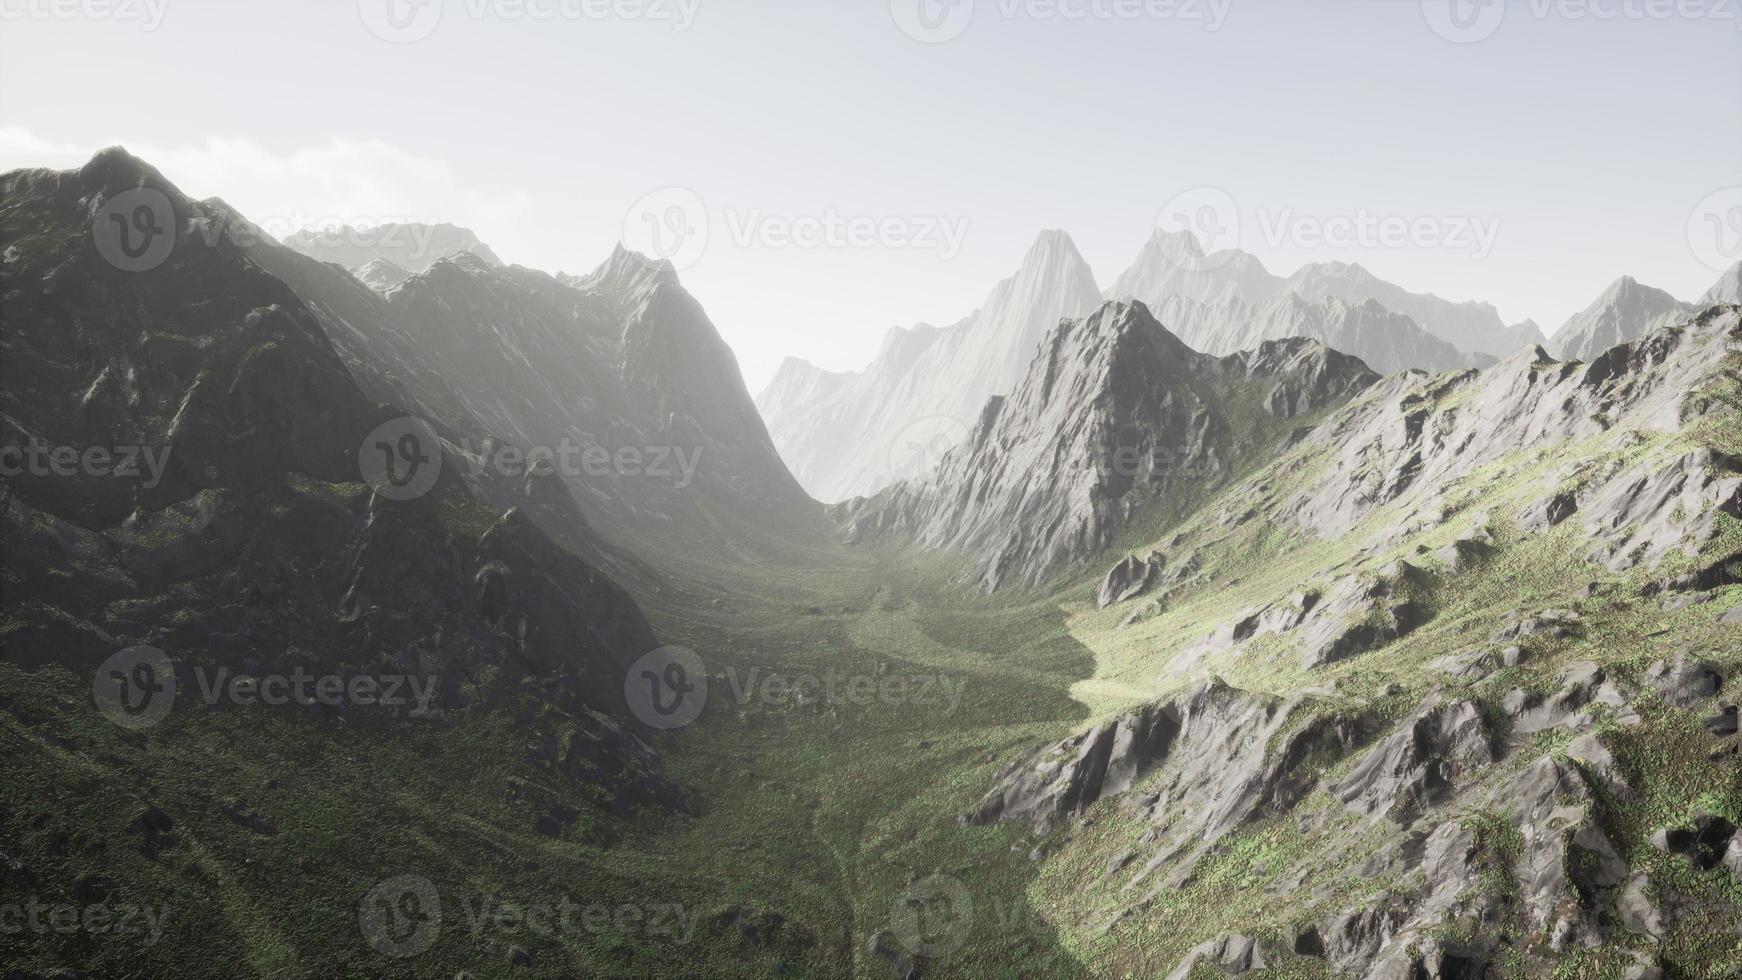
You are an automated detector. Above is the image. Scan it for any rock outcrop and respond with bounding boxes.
[840,302,1378,590]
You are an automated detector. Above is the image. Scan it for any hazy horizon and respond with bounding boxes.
[4,0,1739,391]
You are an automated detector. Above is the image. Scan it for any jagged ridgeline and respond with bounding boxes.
[885,295,1740,976]
[0,148,704,804]
[3,147,1741,980]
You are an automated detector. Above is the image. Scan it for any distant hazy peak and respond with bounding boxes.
[1551,274,1692,362]
[280,221,502,274]
[1699,261,1742,306]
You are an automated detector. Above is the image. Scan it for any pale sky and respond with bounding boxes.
[3,0,1739,391]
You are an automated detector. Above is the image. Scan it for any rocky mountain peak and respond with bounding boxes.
[1552,274,1691,362]
[1700,260,1742,305]
[839,299,1379,589]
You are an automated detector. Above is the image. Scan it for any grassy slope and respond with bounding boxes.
[4,359,1742,978]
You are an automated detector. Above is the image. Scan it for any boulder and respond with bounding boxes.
[1642,654,1723,707]
[1097,552,1164,608]
[1616,872,1665,938]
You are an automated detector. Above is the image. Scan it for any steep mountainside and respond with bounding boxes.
[0,149,677,805]
[839,300,1379,590]
[281,221,502,273]
[1150,292,1486,375]
[1702,261,1742,305]
[1287,260,1544,358]
[755,230,1102,502]
[1551,276,1694,363]
[234,213,817,555]
[959,303,1742,979]
[1106,229,1546,361]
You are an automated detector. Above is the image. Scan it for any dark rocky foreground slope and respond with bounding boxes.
[0,149,681,807]
[839,300,1379,590]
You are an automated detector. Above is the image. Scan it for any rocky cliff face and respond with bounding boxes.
[1550,276,1693,363]
[1150,292,1485,375]
[756,230,1103,502]
[239,212,817,555]
[838,300,1379,590]
[965,302,1742,979]
[1,149,681,808]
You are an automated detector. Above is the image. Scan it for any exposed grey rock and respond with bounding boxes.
[1433,534,1492,574]
[1097,552,1164,608]
[1164,933,1267,980]
[1504,661,1630,735]
[1552,276,1693,363]
[1503,756,1628,951]
[1564,732,1629,798]
[1721,603,1742,625]
[1582,450,1742,572]
[1518,490,1579,533]
[963,697,1181,831]
[1146,291,1479,375]
[1726,835,1742,878]
[1429,649,1499,684]
[1284,309,1742,544]
[1617,872,1665,938]
[1642,654,1724,707]
[760,230,1103,503]
[841,302,1377,590]
[1491,608,1581,645]
[1330,697,1493,821]
[1295,568,1430,669]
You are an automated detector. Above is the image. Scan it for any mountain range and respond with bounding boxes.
[4,149,1740,979]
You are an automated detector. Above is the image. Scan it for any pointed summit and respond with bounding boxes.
[1552,275,1692,362]
[755,230,1102,502]
[1700,260,1742,306]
